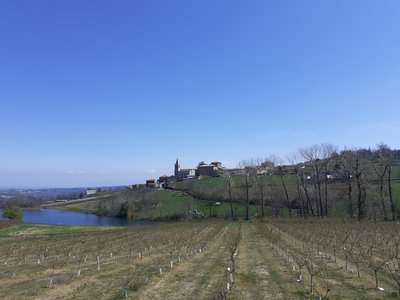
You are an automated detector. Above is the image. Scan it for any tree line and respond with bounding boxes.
[178,143,400,221]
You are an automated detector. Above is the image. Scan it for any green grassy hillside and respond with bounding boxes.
[50,189,263,220]
[51,163,400,221]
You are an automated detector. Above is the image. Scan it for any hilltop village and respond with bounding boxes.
[143,159,295,188]
[144,159,224,188]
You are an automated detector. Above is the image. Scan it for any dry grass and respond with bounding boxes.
[1,220,400,299]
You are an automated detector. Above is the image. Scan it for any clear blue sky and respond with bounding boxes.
[1,0,399,188]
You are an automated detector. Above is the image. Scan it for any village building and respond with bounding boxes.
[196,161,222,177]
[273,164,297,175]
[145,179,157,188]
[126,184,144,189]
[158,175,172,188]
[158,175,169,183]
[174,159,196,180]
[223,168,246,176]
[260,160,275,173]
[86,189,97,196]
[173,159,225,179]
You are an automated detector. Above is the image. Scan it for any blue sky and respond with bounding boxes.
[1,0,399,188]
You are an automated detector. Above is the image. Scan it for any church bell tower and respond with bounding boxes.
[174,159,180,177]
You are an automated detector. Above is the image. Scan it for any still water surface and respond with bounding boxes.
[0,209,155,226]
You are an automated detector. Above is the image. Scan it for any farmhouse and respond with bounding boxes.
[145,179,157,188]
[196,161,222,177]
[173,159,225,180]
[86,189,97,196]
[158,175,169,183]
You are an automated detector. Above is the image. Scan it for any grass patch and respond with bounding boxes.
[235,271,258,283]
[133,190,193,219]
[0,223,121,237]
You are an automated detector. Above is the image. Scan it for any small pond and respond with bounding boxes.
[0,209,156,227]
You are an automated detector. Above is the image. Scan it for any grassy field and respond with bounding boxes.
[1,218,400,299]
[51,189,264,220]
[50,163,400,221]
[170,178,400,219]
[0,223,121,238]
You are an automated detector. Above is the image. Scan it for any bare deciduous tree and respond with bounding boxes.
[288,152,308,217]
[377,143,396,220]
[339,151,355,218]
[222,173,235,220]
[269,155,292,218]
[299,143,337,217]
[299,145,324,217]
[321,144,338,216]
[372,144,390,220]
[341,149,369,220]
[238,160,254,220]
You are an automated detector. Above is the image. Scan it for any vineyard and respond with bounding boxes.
[1,219,400,299]
[253,219,400,299]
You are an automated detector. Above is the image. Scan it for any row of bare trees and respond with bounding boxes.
[0,221,227,298]
[247,143,398,220]
[180,142,399,221]
[261,218,400,295]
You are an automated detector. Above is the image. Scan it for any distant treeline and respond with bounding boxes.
[0,196,47,209]
[93,188,160,219]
